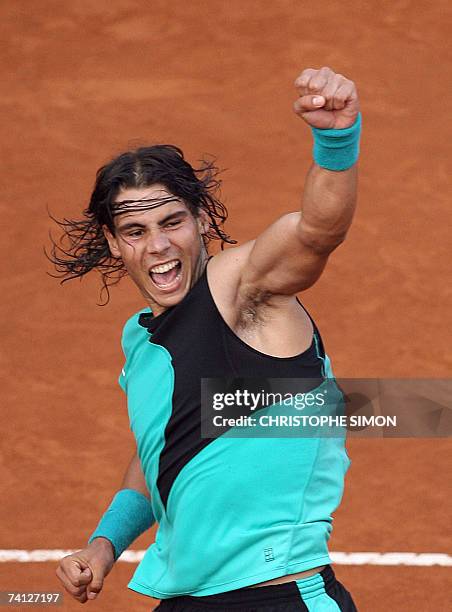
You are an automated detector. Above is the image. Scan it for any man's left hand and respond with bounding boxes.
[293,66,359,130]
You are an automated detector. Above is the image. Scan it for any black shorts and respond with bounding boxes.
[154,565,357,611]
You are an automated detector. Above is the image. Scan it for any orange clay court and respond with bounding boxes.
[1,1,450,610]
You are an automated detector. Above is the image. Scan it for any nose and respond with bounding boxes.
[145,229,171,255]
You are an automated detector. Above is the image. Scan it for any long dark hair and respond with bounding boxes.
[48,145,236,303]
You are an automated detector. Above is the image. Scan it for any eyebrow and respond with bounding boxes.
[117,210,188,232]
[159,210,189,225]
[117,221,146,232]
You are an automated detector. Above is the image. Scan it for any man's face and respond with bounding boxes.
[104,184,209,315]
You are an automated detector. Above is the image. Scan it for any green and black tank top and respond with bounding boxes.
[119,262,350,599]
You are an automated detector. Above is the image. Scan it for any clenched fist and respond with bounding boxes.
[55,538,115,604]
[293,67,359,130]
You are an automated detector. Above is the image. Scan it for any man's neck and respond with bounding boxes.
[191,248,209,289]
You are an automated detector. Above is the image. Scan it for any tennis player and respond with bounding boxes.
[54,66,360,610]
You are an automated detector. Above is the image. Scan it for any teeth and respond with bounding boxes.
[150,260,179,274]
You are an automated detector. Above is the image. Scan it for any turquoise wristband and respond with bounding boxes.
[311,113,362,171]
[88,489,155,561]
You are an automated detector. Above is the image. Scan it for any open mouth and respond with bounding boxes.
[149,259,182,290]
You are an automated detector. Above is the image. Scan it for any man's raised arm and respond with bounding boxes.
[237,66,360,297]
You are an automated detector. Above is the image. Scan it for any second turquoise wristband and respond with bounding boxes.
[88,489,155,561]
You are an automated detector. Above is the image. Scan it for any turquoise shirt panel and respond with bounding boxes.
[127,380,349,597]
[119,308,174,523]
[129,419,349,597]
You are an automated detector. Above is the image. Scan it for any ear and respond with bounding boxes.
[197,209,210,236]
[102,225,122,259]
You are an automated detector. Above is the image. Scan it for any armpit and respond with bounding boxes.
[236,287,275,329]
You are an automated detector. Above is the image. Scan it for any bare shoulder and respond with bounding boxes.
[207,242,314,357]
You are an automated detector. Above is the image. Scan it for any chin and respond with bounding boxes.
[151,285,189,311]
[164,291,187,307]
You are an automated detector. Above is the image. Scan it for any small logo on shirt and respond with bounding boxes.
[264,547,275,562]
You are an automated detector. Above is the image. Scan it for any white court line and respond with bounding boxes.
[0,550,450,566]
[330,552,452,566]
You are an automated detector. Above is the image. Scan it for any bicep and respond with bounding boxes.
[241,212,331,296]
